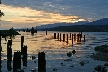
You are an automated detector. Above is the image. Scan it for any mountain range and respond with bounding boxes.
[84,18,108,25]
[35,18,108,30]
[35,21,89,29]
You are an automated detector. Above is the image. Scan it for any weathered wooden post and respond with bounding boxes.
[0,35,1,50]
[22,45,27,67]
[54,33,56,39]
[13,51,21,72]
[60,33,61,42]
[72,34,73,46]
[38,52,46,72]
[0,35,1,48]
[63,34,65,42]
[7,40,12,60]
[84,35,85,42]
[79,34,82,42]
[67,34,68,44]
[57,33,59,41]
[21,36,24,54]
[31,27,35,36]
[77,34,79,42]
[80,31,82,38]
[7,40,12,71]
[79,32,82,42]
[0,35,1,72]
[70,33,71,40]
[46,30,47,35]
[74,33,76,40]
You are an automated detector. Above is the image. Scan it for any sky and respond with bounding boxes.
[0,0,108,29]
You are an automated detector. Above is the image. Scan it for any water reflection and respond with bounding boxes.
[0,31,108,72]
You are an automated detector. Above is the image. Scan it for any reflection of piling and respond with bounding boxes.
[67,34,68,44]
[54,33,56,39]
[22,45,27,67]
[63,34,65,42]
[21,36,24,54]
[70,33,71,40]
[13,51,21,72]
[57,33,59,41]
[46,31,47,35]
[72,34,73,46]
[7,60,12,71]
[84,35,85,42]
[38,52,46,72]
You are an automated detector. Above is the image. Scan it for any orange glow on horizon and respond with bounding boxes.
[0,4,86,28]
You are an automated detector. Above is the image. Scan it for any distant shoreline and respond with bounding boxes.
[39,25,108,32]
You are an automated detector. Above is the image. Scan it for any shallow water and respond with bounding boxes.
[1,31,108,72]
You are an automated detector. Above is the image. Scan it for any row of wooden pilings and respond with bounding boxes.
[53,32,85,45]
[0,35,46,72]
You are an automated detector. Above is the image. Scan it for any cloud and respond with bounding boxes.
[2,0,108,21]
[1,0,108,29]
[0,4,86,28]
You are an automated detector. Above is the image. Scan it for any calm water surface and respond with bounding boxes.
[1,31,108,72]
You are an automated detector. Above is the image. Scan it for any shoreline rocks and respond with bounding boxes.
[90,44,108,62]
[95,44,108,53]
[90,53,108,62]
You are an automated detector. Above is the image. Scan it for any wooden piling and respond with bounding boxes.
[7,40,12,61]
[57,33,59,41]
[0,35,1,72]
[7,40,12,71]
[46,30,47,35]
[79,34,82,42]
[0,35,1,50]
[22,45,27,67]
[54,33,56,39]
[77,34,79,42]
[63,34,65,42]
[60,33,61,42]
[72,34,73,46]
[70,33,71,40]
[84,35,85,42]
[74,33,76,40]
[0,35,1,47]
[80,31,82,38]
[38,52,46,72]
[67,34,68,44]
[13,51,21,72]
[21,36,24,54]
[31,27,35,36]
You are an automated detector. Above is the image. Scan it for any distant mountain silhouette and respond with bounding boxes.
[35,21,89,29]
[16,18,108,32]
[85,18,108,25]
[40,18,108,32]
